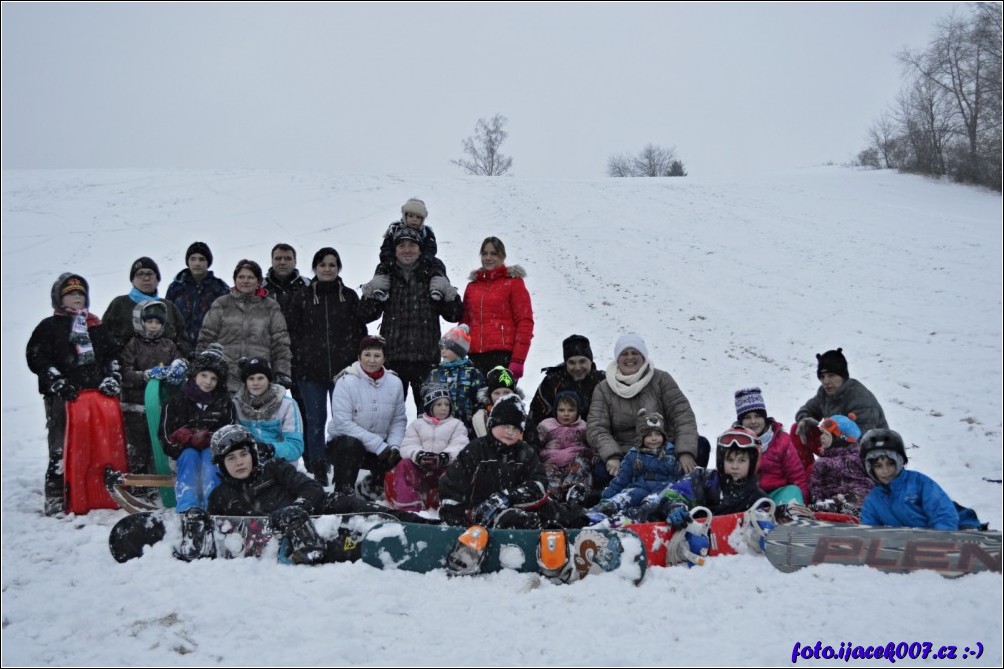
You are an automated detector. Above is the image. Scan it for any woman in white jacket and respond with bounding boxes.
[325,335,407,498]
[387,384,469,511]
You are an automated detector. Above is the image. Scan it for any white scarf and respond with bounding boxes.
[605,359,655,399]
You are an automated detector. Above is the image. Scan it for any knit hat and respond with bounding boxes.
[819,414,862,443]
[238,356,273,383]
[562,334,593,362]
[393,226,424,247]
[734,387,767,421]
[422,383,452,413]
[185,242,213,267]
[51,272,89,309]
[440,324,471,358]
[311,246,342,271]
[816,348,849,380]
[130,257,161,282]
[636,408,668,441]
[553,390,582,416]
[614,333,649,360]
[401,198,428,219]
[358,334,386,355]
[191,343,229,387]
[486,365,518,393]
[233,259,264,283]
[859,428,908,483]
[487,394,527,432]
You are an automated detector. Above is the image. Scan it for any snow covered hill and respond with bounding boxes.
[2,167,1001,665]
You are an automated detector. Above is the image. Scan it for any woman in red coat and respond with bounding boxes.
[461,237,534,380]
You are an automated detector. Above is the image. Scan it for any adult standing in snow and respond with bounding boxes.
[197,259,293,394]
[358,227,464,411]
[102,257,192,359]
[587,333,705,490]
[284,247,367,484]
[525,334,606,445]
[325,335,407,500]
[264,243,311,316]
[460,236,534,380]
[165,241,230,346]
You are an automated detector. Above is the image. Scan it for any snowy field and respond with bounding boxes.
[1,167,1001,666]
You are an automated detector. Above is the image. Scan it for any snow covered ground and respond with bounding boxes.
[2,167,1001,666]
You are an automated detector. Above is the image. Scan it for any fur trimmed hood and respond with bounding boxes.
[467,264,527,282]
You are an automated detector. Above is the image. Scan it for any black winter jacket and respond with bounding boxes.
[285,278,367,383]
[159,384,236,459]
[26,314,118,396]
[208,459,325,515]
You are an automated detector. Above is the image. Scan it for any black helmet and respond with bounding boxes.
[858,428,907,484]
[211,424,258,465]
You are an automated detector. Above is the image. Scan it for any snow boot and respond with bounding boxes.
[446,524,490,576]
[174,508,216,561]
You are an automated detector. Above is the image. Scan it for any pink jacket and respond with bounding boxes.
[537,417,590,468]
[758,422,809,501]
[399,414,470,465]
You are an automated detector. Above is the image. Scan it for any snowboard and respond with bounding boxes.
[108,510,388,564]
[63,390,130,514]
[144,378,177,508]
[764,519,1002,577]
[360,521,647,584]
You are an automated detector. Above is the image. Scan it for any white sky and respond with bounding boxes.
[1,2,962,178]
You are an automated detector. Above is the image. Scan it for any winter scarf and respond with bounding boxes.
[182,378,218,406]
[57,308,101,367]
[236,384,285,422]
[605,359,656,399]
[128,286,158,304]
[759,423,775,450]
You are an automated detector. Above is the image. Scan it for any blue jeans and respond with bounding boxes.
[175,448,219,512]
[298,379,334,468]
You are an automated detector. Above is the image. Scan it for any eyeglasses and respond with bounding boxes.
[133,270,157,279]
[717,429,758,449]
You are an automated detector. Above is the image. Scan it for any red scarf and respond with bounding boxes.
[364,367,385,381]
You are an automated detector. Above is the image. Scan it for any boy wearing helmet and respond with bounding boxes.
[808,414,873,516]
[858,429,982,531]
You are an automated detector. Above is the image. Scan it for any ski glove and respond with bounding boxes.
[49,377,79,402]
[667,505,691,530]
[190,429,213,449]
[796,417,819,441]
[270,504,310,532]
[169,427,194,446]
[361,274,391,300]
[437,452,450,468]
[470,492,510,527]
[428,276,457,302]
[508,361,524,380]
[145,366,170,381]
[166,359,189,385]
[273,372,293,390]
[257,442,276,461]
[502,484,547,510]
[98,376,121,397]
[378,447,402,469]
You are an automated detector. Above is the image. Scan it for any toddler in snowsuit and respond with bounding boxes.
[160,344,236,512]
[858,429,983,530]
[387,384,469,512]
[808,414,873,516]
[367,198,451,302]
[26,273,120,515]
[537,390,592,503]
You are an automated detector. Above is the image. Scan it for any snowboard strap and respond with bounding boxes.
[667,506,712,567]
[742,498,777,554]
[174,509,217,561]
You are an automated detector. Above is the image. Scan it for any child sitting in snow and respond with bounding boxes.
[859,429,983,530]
[160,343,236,513]
[119,300,188,475]
[733,387,807,506]
[424,324,487,431]
[808,414,873,516]
[387,384,469,512]
[537,390,592,503]
[470,365,522,438]
[590,409,682,518]
[365,198,451,302]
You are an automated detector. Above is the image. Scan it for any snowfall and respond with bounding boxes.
[1,167,1001,666]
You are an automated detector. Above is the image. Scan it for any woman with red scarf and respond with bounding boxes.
[461,237,535,380]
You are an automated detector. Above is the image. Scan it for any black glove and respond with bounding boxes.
[379,447,402,469]
[470,492,510,526]
[416,451,440,470]
[257,442,276,461]
[49,376,79,401]
[502,484,547,510]
[439,503,468,526]
[273,373,293,390]
[98,376,121,397]
[270,504,310,532]
[437,452,450,468]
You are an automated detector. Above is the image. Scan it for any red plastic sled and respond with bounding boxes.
[63,390,129,514]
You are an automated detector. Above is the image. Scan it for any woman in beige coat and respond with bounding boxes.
[197,259,292,393]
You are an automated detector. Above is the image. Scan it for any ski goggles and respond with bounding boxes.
[716,428,759,449]
[819,418,841,436]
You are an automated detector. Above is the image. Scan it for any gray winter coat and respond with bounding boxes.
[795,378,888,435]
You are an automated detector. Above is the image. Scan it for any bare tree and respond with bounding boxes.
[451,114,513,176]
[607,144,687,177]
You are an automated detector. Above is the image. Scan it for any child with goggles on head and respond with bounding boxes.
[807,414,873,517]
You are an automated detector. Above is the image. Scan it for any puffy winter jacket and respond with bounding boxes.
[860,469,960,530]
[103,293,191,359]
[208,458,325,515]
[398,414,470,464]
[233,385,305,463]
[809,443,874,507]
[795,378,888,435]
[602,444,681,499]
[325,363,407,455]
[285,278,367,384]
[424,359,487,427]
[196,290,292,393]
[660,467,766,517]
[159,382,236,459]
[26,313,118,396]
[120,336,181,405]
[756,422,809,500]
[537,417,590,468]
[461,264,534,364]
[165,269,230,345]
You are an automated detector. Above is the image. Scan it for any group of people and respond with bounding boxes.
[26,198,984,562]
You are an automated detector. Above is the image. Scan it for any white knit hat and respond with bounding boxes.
[613,333,649,360]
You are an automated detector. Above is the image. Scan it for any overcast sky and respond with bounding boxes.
[1,2,961,179]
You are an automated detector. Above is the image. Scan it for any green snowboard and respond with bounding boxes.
[361,522,647,584]
[144,378,176,508]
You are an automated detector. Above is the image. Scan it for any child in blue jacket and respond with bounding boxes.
[858,429,982,530]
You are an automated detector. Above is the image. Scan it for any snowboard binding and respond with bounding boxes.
[666,505,713,567]
[742,498,777,554]
[446,524,489,576]
[174,508,217,562]
[537,525,574,583]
